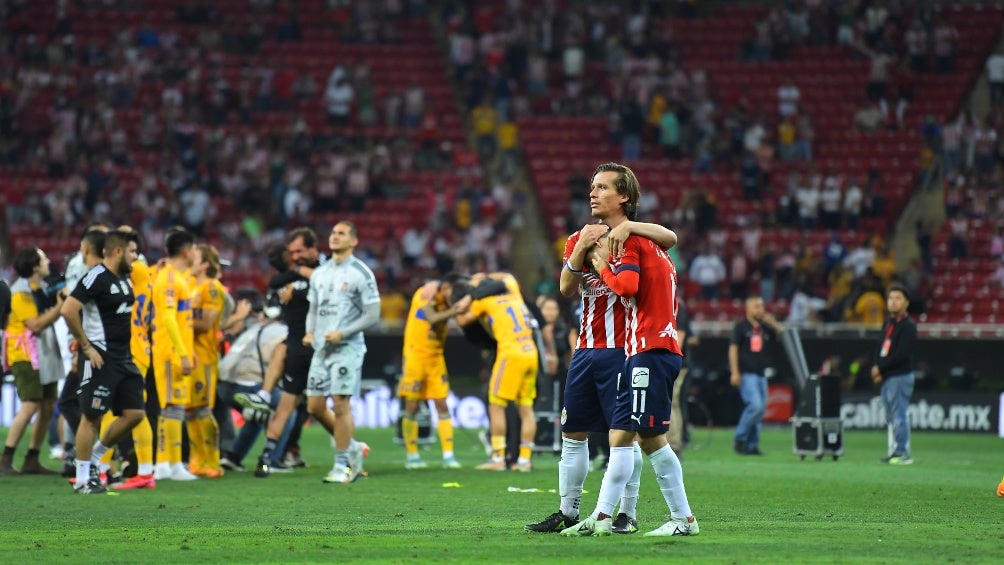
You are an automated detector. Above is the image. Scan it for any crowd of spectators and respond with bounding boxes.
[442,0,984,326]
[1,0,526,310]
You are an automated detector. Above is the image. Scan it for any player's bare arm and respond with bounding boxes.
[559,223,609,297]
[606,221,678,257]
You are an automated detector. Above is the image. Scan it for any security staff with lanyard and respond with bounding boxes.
[871,283,917,465]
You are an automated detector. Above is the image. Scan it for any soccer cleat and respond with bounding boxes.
[881,453,912,465]
[346,442,369,482]
[190,464,224,478]
[475,459,507,471]
[153,462,173,480]
[113,474,156,490]
[511,461,533,472]
[405,456,428,470]
[254,462,270,478]
[525,511,578,533]
[234,391,271,413]
[321,466,353,484]
[997,477,1004,497]
[49,445,64,460]
[170,463,199,481]
[611,513,639,534]
[560,516,612,537]
[442,457,462,469]
[220,456,246,472]
[643,516,700,537]
[74,478,107,494]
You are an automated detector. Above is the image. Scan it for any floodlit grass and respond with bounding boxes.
[1,424,1002,564]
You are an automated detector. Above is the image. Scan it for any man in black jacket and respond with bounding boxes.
[871,284,917,465]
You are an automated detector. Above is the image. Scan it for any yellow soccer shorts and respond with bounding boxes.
[398,354,449,401]
[154,355,191,408]
[190,363,218,409]
[488,351,538,406]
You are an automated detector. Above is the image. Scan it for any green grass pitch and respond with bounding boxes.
[1,424,1002,564]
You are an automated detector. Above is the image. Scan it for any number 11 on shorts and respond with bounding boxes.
[632,389,647,413]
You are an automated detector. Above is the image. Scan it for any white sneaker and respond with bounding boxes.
[170,463,199,481]
[321,466,352,484]
[405,456,427,470]
[643,516,700,537]
[560,516,612,537]
[153,462,173,480]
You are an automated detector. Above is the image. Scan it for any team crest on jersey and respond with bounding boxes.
[341,282,349,291]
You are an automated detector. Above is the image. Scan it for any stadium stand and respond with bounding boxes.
[1,1,1001,326]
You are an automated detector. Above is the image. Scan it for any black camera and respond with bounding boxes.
[43,273,68,298]
[34,273,68,309]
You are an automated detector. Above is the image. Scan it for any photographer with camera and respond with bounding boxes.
[217,290,292,472]
[1,247,66,475]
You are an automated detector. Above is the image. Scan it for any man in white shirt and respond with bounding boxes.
[689,245,726,300]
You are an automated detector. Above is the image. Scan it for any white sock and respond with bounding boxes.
[594,446,635,518]
[442,451,454,460]
[91,441,109,465]
[619,442,644,518]
[558,437,588,518]
[649,444,693,519]
[137,463,153,476]
[75,459,91,486]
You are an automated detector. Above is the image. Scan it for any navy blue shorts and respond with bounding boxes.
[561,348,626,433]
[610,350,682,433]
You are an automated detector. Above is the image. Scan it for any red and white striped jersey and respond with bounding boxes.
[613,236,683,357]
[563,230,626,350]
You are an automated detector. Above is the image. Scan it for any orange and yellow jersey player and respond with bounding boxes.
[397,281,469,469]
[151,228,198,479]
[455,272,538,470]
[464,272,539,383]
[128,256,154,378]
[190,244,226,410]
[398,281,452,401]
[151,242,196,409]
[186,243,226,477]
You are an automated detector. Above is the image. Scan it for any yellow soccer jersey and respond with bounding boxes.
[129,260,154,373]
[4,283,40,364]
[469,278,537,357]
[192,277,226,366]
[152,263,194,363]
[402,284,449,357]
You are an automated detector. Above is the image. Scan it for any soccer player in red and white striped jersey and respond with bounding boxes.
[559,163,699,538]
[525,163,677,534]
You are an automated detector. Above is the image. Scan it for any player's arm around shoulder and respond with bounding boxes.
[606,221,677,257]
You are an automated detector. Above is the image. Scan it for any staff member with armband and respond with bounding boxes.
[871,283,917,466]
